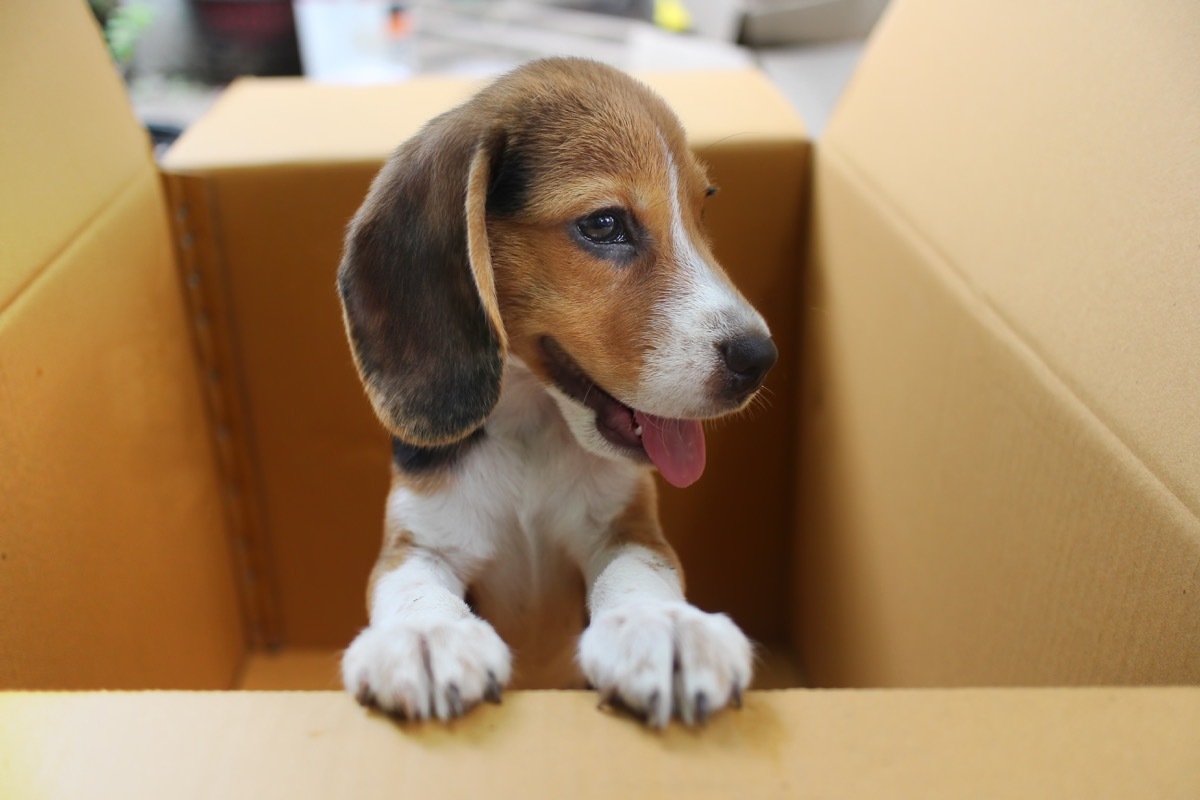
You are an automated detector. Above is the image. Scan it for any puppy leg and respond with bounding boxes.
[342,546,511,721]
[578,541,753,728]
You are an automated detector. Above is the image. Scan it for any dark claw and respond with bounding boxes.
[355,684,376,708]
[597,691,672,728]
[646,690,664,727]
[484,672,503,704]
[694,692,710,725]
[386,706,409,723]
[446,684,464,718]
[602,692,641,720]
[731,685,744,710]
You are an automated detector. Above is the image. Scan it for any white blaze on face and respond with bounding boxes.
[636,134,770,419]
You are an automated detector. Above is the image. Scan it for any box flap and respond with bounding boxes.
[0,0,150,312]
[798,0,1200,686]
[163,69,805,172]
[0,0,244,688]
[825,0,1200,516]
[2,689,1197,798]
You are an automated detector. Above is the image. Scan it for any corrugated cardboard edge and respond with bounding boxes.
[161,70,805,173]
[2,689,1198,799]
[163,173,284,649]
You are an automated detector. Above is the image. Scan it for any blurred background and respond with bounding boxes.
[89,0,890,153]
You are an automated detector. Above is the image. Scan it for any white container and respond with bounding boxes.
[293,1,418,83]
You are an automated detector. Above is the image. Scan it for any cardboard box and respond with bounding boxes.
[2,0,1197,795]
[155,67,807,657]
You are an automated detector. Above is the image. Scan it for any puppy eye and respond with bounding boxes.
[576,209,628,245]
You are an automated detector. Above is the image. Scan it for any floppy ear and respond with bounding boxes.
[338,116,510,447]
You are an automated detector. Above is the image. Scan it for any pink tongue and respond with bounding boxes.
[634,411,706,489]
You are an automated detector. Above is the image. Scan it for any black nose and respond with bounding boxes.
[719,334,777,399]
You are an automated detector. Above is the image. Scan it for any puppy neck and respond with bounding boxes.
[492,356,647,480]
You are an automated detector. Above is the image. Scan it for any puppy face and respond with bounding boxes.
[339,58,775,487]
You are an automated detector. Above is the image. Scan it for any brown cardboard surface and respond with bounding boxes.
[166,165,390,648]
[0,169,245,689]
[237,649,343,691]
[160,74,808,648]
[0,0,244,689]
[164,78,480,171]
[826,1,1200,518]
[0,0,149,312]
[163,69,806,171]
[798,0,1200,686]
[3,689,1198,799]
[799,150,1200,686]
[165,174,284,648]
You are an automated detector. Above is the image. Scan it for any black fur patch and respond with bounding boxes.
[486,136,531,217]
[338,124,505,446]
[390,428,486,474]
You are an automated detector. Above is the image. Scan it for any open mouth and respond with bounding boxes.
[538,336,707,488]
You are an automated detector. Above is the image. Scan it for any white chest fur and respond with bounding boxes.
[383,358,643,687]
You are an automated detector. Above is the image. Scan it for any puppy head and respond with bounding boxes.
[339,58,775,485]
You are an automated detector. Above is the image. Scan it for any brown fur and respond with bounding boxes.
[608,473,686,589]
[483,65,720,400]
[365,516,414,610]
[339,57,723,448]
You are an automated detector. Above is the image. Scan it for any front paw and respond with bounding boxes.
[578,601,753,728]
[342,615,512,721]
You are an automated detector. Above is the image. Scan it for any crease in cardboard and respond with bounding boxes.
[165,174,285,651]
[0,165,149,320]
[818,141,1200,533]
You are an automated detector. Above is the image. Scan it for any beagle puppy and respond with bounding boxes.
[338,57,776,728]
